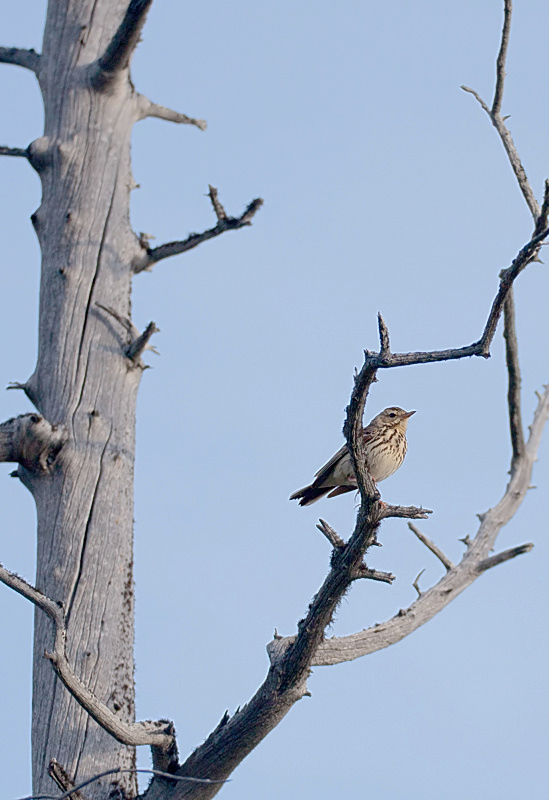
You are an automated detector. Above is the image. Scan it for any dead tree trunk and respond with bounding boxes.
[0,2,259,797]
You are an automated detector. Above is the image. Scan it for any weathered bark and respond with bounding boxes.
[25,2,148,796]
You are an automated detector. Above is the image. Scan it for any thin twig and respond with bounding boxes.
[0,46,40,72]
[15,767,229,800]
[412,568,426,597]
[492,0,512,115]
[0,146,28,158]
[317,519,345,549]
[408,523,454,571]
[461,2,540,220]
[477,542,533,572]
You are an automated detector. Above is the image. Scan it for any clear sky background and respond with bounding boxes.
[1,1,548,798]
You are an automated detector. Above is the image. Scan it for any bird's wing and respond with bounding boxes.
[313,443,349,484]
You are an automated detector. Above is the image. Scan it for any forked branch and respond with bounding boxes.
[133,188,264,272]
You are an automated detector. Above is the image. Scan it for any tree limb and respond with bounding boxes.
[503,288,525,471]
[477,542,533,572]
[309,386,549,666]
[133,189,264,272]
[360,224,548,373]
[492,0,512,115]
[137,95,207,131]
[0,563,175,753]
[93,0,153,84]
[0,46,40,73]
[461,2,540,220]
[408,523,454,571]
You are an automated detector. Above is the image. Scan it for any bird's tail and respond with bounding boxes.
[289,485,331,506]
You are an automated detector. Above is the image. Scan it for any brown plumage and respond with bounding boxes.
[290,406,415,506]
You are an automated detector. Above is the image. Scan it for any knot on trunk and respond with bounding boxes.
[0,413,66,471]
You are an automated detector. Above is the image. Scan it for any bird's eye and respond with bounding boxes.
[389,412,396,418]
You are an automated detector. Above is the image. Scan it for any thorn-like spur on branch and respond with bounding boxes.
[0,145,28,158]
[477,542,533,572]
[93,0,153,85]
[380,504,432,520]
[95,303,159,359]
[407,522,454,571]
[0,413,66,472]
[0,46,40,73]
[317,519,345,549]
[126,321,159,362]
[0,562,175,754]
[352,564,395,584]
[133,188,264,272]
[377,312,390,358]
[137,95,207,131]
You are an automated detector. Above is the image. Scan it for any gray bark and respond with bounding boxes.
[25,2,147,796]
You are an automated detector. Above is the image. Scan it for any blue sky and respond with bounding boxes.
[1,2,548,798]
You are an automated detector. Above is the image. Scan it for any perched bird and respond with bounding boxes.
[290,406,415,506]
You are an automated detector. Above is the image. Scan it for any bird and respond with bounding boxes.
[290,406,415,506]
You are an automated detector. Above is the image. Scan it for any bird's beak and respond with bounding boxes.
[403,410,416,418]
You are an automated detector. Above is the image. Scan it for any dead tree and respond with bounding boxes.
[0,1,546,798]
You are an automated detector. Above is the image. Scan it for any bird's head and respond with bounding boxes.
[373,406,416,431]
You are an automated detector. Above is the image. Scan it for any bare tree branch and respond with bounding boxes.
[93,0,153,84]
[408,523,454,571]
[0,46,40,72]
[380,504,432,520]
[368,225,548,373]
[352,565,395,584]
[492,0,512,115]
[133,190,264,272]
[478,542,533,572]
[309,386,549,666]
[0,146,28,158]
[137,96,207,131]
[0,563,175,753]
[503,288,525,471]
[126,321,159,362]
[461,2,540,220]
